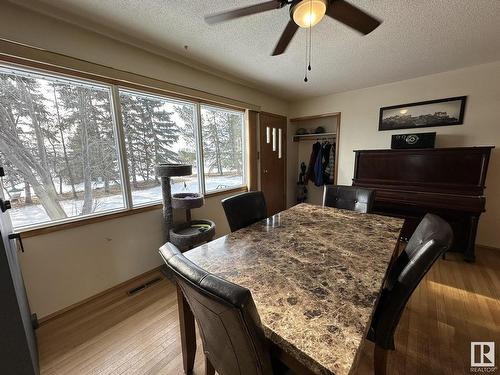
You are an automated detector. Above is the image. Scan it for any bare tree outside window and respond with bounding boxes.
[0,65,247,230]
[0,67,124,228]
[200,106,245,192]
[119,90,198,205]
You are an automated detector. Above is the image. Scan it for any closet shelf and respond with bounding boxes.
[293,132,337,142]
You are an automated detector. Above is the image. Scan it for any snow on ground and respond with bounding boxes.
[8,175,243,229]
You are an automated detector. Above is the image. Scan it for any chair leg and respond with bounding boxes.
[374,345,388,375]
[205,356,215,375]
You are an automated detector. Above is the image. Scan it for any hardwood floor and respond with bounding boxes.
[38,271,206,375]
[38,247,500,375]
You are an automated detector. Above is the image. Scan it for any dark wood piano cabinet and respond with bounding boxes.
[353,146,494,261]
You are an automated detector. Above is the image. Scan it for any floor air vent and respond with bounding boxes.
[127,277,162,296]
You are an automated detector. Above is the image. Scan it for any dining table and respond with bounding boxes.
[176,203,404,375]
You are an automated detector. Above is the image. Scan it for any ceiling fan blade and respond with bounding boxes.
[327,0,381,35]
[205,1,280,25]
[272,20,299,56]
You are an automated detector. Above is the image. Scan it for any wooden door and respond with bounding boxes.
[259,112,286,216]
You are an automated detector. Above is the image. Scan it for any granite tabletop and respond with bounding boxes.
[184,203,404,375]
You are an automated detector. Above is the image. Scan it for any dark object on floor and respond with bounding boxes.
[323,185,375,213]
[352,146,494,261]
[368,213,453,375]
[221,191,267,232]
[159,242,289,375]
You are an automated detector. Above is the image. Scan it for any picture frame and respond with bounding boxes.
[379,96,467,131]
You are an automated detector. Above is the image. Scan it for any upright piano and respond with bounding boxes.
[352,146,494,261]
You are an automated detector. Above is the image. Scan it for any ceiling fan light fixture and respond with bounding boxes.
[292,0,328,28]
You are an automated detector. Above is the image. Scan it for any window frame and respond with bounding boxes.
[0,61,249,236]
[116,86,204,207]
[199,103,247,195]
[0,64,130,232]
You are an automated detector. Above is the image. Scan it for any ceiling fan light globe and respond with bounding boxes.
[292,0,327,28]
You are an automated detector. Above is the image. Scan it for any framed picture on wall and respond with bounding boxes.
[379,96,467,131]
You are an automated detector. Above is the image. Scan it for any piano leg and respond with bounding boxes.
[464,215,479,262]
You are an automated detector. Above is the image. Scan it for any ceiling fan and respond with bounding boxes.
[205,0,382,56]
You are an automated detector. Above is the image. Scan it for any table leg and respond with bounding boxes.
[177,283,196,374]
[205,356,215,375]
[374,344,388,375]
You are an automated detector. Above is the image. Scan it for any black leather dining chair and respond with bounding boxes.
[159,242,288,375]
[323,185,375,213]
[368,213,453,375]
[221,191,267,232]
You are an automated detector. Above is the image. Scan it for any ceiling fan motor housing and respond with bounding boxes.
[290,0,329,28]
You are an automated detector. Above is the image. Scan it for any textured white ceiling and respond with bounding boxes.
[13,0,500,100]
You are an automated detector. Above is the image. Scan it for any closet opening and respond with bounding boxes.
[290,113,341,206]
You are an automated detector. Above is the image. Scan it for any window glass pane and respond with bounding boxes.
[0,66,125,229]
[200,105,245,192]
[119,90,198,205]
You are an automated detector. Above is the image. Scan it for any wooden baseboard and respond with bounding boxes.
[38,266,164,326]
[476,244,500,252]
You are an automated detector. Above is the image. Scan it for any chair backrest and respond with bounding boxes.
[323,185,375,213]
[221,191,267,232]
[369,214,453,349]
[159,243,274,375]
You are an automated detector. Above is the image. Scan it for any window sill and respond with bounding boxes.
[18,186,247,239]
[204,185,247,198]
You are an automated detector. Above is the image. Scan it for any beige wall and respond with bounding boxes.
[0,2,288,318]
[20,195,234,318]
[288,61,500,248]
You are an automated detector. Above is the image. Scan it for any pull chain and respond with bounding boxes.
[308,6,312,72]
[304,26,309,82]
[304,0,313,82]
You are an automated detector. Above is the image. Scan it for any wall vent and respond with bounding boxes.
[127,277,162,296]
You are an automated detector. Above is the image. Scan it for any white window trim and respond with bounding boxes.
[111,85,132,210]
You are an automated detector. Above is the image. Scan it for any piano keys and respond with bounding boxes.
[352,146,494,262]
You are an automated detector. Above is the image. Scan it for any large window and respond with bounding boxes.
[201,105,245,193]
[0,66,124,229]
[119,90,199,206]
[0,64,247,230]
